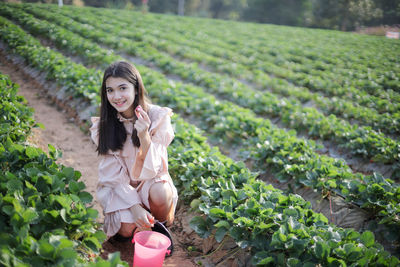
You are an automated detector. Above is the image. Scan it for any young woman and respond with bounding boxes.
[90,61,178,243]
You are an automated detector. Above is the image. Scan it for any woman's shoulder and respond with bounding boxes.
[147,104,173,132]
[148,104,172,120]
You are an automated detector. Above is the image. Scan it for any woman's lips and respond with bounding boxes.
[114,100,126,107]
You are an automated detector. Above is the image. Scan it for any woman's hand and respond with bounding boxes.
[134,105,151,141]
[130,204,155,230]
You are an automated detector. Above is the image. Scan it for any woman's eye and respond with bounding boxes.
[120,87,126,90]
[106,88,113,93]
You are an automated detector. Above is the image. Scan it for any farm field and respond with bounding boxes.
[0,2,399,266]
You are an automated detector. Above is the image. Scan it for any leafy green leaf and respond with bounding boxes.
[60,208,68,223]
[37,240,55,259]
[61,167,75,179]
[22,207,39,223]
[287,258,300,267]
[209,208,226,220]
[257,256,274,265]
[252,251,273,265]
[215,226,227,243]
[360,231,374,248]
[214,220,230,229]
[83,236,101,252]
[48,144,62,159]
[25,146,39,159]
[6,178,23,193]
[314,241,330,260]
[189,216,211,238]
[78,191,93,204]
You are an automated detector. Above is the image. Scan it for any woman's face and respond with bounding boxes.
[105,76,136,118]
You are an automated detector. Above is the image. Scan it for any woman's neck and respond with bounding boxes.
[120,109,134,119]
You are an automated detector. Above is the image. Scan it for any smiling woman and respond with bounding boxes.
[89,61,177,254]
[105,77,136,118]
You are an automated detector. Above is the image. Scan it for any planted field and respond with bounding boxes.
[0,2,399,266]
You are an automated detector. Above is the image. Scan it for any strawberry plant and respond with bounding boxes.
[0,73,128,266]
[0,74,36,144]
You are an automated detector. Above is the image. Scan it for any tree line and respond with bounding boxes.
[21,0,400,31]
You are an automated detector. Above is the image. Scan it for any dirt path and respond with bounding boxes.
[0,54,198,266]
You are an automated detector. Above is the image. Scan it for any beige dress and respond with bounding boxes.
[90,104,178,237]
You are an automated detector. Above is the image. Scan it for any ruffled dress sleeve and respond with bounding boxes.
[135,106,174,180]
[89,117,142,214]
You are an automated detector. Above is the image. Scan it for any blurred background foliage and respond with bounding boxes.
[11,0,400,31]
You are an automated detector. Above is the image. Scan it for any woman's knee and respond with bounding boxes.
[149,182,172,207]
[118,222,136,237]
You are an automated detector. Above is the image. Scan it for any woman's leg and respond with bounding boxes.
[148,181,174,225]
[116,181,174,238]
[118,222,136,237]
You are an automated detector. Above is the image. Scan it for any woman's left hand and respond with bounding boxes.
[134,106,151,140]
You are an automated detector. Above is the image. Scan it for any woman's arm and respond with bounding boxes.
[132,106,174,180]
[133,106,152,178]
[133,131,151,178]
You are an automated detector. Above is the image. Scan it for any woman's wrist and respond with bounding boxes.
[138,132,151,155]
[138,131,151,145]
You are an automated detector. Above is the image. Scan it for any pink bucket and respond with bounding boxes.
[132,231,171,267]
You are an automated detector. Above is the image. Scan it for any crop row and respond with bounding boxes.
[152,10,400,97]
[57,6,400,135]
[80,5,400,97]
[143,26,400,114]
[0,72,127,266]
[2,5,399,240]
[0,74,36,144]
[144,23,400,115]
[0,11,102,105]
[16,4,400,172]
[159,11,400,93]
[74,5,400,116]
[0,13,398,266]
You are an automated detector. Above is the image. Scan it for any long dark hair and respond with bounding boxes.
[97,61,150,155]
